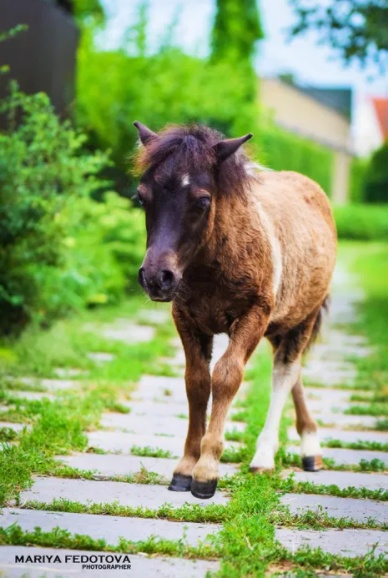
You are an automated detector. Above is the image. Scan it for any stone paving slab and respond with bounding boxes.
[8,391,55,401]
[282,469,388,491]
[305,399,364,415]
[102,323,155,343]
[303,366,357,387]
[19,478,229,508]
[288,426,388,445]
[54,368,88,378]
[276,528,388,558]
[132,375,189,404]
[87,353,115,363]
[0,546,219,577]
[309,341,373,361]
[312,412,378,429]
[20,378,78,391]
[0,508,220,547]
[100,412,246,437]
[287,445,388,467]
[304,387,353,404]
[134,375,248,406]
[127,400,190,418]
[87,431,242,458]
[137,307,171,325]
[281,493,387,524]
[58,453,239,479]
[0,421,27,433]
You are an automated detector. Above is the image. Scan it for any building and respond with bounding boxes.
[354,95,388,157]
[260,77,353,204]
[0,0,79,120]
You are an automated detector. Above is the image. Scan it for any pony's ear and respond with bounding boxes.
[133,121,158,146]
[213,134,253,163]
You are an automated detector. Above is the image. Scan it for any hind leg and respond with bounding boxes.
[250,308,321,472]
[292,374,322,471]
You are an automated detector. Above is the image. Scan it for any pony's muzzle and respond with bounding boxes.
[138,266,179,302]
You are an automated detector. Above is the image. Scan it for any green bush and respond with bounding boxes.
[76,24,333,194]
[363,143,388,203]
[0,86,144,334]
[349,156,369,203]
[259,122,333,194]
[334,204,388,240]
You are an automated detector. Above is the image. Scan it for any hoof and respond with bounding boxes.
[168,474,192,492]
[191,478,218,499]
[302,455,323,472]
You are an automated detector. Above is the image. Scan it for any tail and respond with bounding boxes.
[306,296,330,351]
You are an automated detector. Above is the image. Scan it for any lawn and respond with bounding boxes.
[0,241,387,576]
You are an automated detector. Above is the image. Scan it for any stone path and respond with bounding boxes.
[1,267,387,575]
[277,269,388,559]
[0,319,241,577]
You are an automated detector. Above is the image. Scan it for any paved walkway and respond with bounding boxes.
[277,270,387,558]
[0,268,387,575]
[0,323,238,576]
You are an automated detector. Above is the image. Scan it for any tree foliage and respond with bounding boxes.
[364,142,388,202]
[0,86,144,334]
[289,0,388,70]
[76,5,333,194]
[211,0,264,63]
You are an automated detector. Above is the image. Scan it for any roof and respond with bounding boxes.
[299,87,352,120]
[372,98,388,140]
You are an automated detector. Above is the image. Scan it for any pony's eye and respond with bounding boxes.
[197,196,210,210]
[135,190,145,206]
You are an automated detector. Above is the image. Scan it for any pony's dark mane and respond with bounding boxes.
[134,124,252,199]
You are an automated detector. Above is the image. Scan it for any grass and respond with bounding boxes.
[130,445,173,459]
[0,525,218,560]
[324,439,388,452]
[0,300,175,506]
[1,241,388,576]
[283,451,386,473]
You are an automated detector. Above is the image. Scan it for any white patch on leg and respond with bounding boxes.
[300,431,321,457]
[250,361,300,471]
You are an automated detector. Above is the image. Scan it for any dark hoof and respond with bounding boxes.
[168,474,192,492]
[191,478,218,499]
[302,455,323,472]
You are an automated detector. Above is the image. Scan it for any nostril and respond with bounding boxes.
[159,269,175,290]
[138,267,146,287]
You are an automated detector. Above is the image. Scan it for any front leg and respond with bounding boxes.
[191,306,269,499]
[168,305,213,492]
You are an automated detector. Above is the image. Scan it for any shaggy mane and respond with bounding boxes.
[134,124,253,199]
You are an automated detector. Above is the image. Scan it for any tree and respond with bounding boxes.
[364,142,388,203]
[289,0,388,71]
[211,0,264,63]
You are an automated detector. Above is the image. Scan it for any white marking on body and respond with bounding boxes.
[300,431,321,457]
[250,360,300,470]
[255,201,283,298]
[181,174,190,186]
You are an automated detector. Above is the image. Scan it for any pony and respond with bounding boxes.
[133,121,337,499]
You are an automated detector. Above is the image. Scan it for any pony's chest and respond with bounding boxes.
[182,283,254,335]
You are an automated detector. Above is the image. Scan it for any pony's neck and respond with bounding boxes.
[206,187,261,269]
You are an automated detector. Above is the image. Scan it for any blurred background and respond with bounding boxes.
[0,0,387,336]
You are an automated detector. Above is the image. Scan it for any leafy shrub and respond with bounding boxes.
[0,86,144,334]
[349,156,369,203]
[76,23,333,194]
[334,204,388,240]
[363,142,388,203]
[259,121,333,194]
